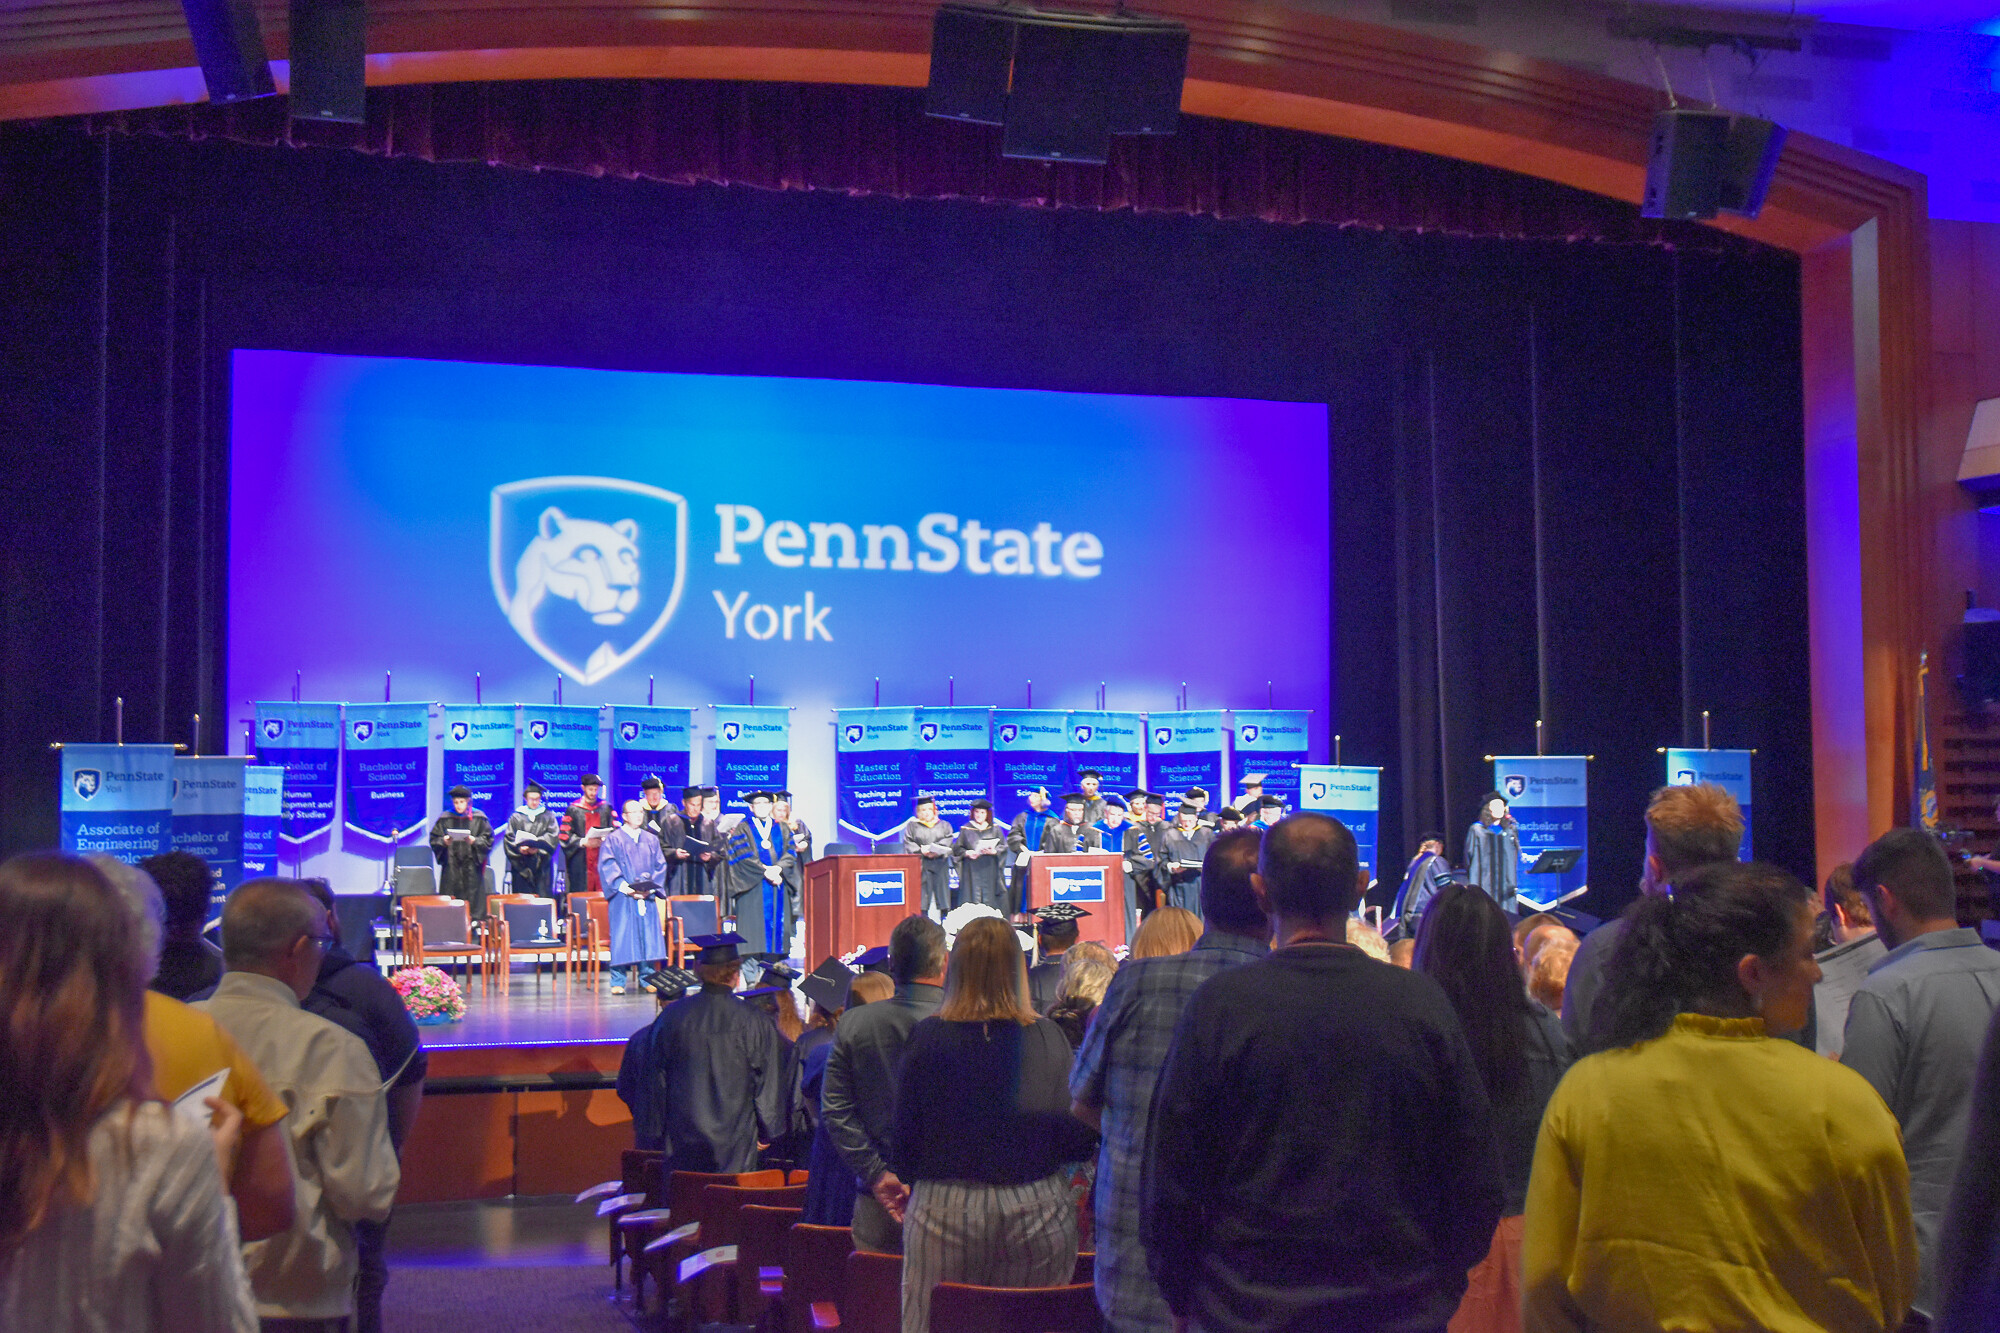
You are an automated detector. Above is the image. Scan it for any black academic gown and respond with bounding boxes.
[951,821,1008,909]
[665,811,720,901]
[428,812,493,916]
[648,982,790,1174]
[780,819,812,951]
[1029,955,1065,1015]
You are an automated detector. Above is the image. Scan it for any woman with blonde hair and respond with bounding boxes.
[888,916,1099,1333]
[1046,941,1118,1050]
[0,852,256,1331]
[1129,904,1202,960]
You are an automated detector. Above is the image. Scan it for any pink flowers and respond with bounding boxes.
[390,965,467,1022]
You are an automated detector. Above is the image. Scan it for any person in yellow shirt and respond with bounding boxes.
[1522,860,1917,1333]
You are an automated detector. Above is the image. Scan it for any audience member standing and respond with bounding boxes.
[142,849,225,999]
[0,853,257,1333]
[644,933,789,1173]
[1413,884,1573,1333]
[1815,861,1889,1058]
[1524,861,1916,1333]
[1562,781,1742,1051]
[1028,903,1087,1012]
[200,879,401,1331]
[1129,904,1203,960]
[889,916,1100,1333]
[1845,829,2000,1323]
[1143,815,1502,1333]
[1071,829,1270,1333]
[1936,1003,2000,1333]
[801,971,894,1227]
[1045,940,1117,1050]
[820,914,947,1253]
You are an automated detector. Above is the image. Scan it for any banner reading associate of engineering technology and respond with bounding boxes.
[714,705,790,813]
[1233,710,1311,807]
[1298,764,1381,884]
[836,707,920,842]
[1666,748,1753,858]
[60,743,174,861]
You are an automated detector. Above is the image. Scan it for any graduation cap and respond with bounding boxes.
[1123,789,1148,806]
[700,786,721,797]
[969,797,994,814]
[1186,786,1210,800]
[1078,768,1102,780]
[447,785,472,799]
[853,945,892,973]
[641,966,700,998]
[1176,802,1202,818]
[775,790,795,801]
[1060,792,1088,807]
[523,780,546,796]
[754,957,803,987]
[800,957,855,1012]
[746,790,775,804]
[1258,795,1285,811]
[1101,794,1129,811]
[740,984,791,1003]
[640,776,663,791]
[1035,903,1090,925]
[1239,774,1267,788]
[1218,805,1244,822]
[683,784,705,799]
[915,792,940,808]
[580,774,604,788]
[687,932,749,965]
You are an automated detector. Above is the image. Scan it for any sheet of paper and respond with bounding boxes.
[679,1244,738,1282]
[172,1069,229,1130]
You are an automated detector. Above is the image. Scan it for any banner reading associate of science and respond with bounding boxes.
[1298,764,1381,884]
[918,707,991,822]
[1233,710,1311,807]
[1147,711,1227,802]
[253,702,341,844]
[443,705,517,818]
[1493,755,1589,908]
[609,706,694,803]
[60,742,174,861]
[714,705,790,813]
[521,705,601,813]
[173,755,246,914]
[341,703,432,844]
[1067,712,1143,795]
[242,765,284,879]
[837,707,920,842]
[1666,748,1753,858]
[992,710,1070,823]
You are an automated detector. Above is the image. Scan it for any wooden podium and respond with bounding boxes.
[1027,852,1129,951]
[805,854,923,964]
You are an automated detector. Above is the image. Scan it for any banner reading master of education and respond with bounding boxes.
[1493,755,1589,909]
[1666,748,1752,859]
[1298,764,1381,884]
[60,743,173,860]
[715,705,790,812]
[837,707,919,842]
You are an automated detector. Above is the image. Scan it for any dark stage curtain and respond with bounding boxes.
[79,79,1752,253]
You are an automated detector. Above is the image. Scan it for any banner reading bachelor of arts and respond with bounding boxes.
[1233,710,1311,807]
[1147,711,1227,803]
[521,705,601,813]
[1067,712,1143,794]
[609,706,694,802]
[715,705,790,813]
[443,705,517,817]
[173,756,246,912]
[1666,748,1753,858]
[242,765,284,879]
[837,707,920,842]
[254,702,341,844]
[1298,764,1382,884]
[342,703,432,844]
[919,708,991,822]
[992,710,1070,822]
[60,743,174,860]
[1493,755,1589,908]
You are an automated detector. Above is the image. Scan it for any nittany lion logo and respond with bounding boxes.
[491,477,687,686]
[1240,724,1261,745]
[528,720,551,742]
[1153,727,1172,748]
[619,722,641,743]
[73,769,103,800]
[998,724,1019,745]
[451,721,470,743]
[351,721,374,743]
[843,725,865,746]
[919,723,939,744]
[262,718,285,741]
[1675,769,1696,785]
[1073,725,1093,745]
[1504,775,1527,799]
[721,722,742,743]
[1308,782,1328,802]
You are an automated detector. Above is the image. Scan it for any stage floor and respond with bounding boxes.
[422,970,662,1051]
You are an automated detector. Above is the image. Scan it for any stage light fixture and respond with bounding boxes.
[288,0,368,123]
[1640,108,1786,221]
[179,0,278,103]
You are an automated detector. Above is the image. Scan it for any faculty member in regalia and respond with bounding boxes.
[663,784,718,901]
[644,932,790,1173]
[503,781,559,900]
[429,785,494,917]
[1387,833,1453,942]
[636,776,676,839]
[598,798,668,995]
[562,775,614,900]
[723,792,794,958]
[1159,801,1215,914]
[1039,793,1102,855]
[773,791,812,957]
[1006,788,1057,916]
[1465,791,1522,911]
[901,794,956,916]
[951,799,1007,910]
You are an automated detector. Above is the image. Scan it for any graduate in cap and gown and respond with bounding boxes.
[797,958,862,1226]
[503,781,559,899]
[723,792,795,958]
[1160,801,1216,914]
[773,791,812,956]
[429,786,494,917]
[1006,788,1057,918]
[950,799,1008,910]
[1464,791,1521,911]
[901,794,957,915]
[1028,903,1088,1014]
[663,784,719,901]
[646,933,791,1174]
[561,775,614,899]
[598,798,668,994]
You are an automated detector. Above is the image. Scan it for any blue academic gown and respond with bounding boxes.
[598,824,666,969]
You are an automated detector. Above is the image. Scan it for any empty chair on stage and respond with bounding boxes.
[429,785,494,917]
[600,798,668,995]
[952,799,1007,910]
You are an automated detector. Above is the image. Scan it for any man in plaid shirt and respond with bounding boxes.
[1070,828,1270,1332]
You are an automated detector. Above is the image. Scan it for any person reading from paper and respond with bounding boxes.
[1041,793,1103,856]
[428,786,494,917]
[561,775,613,900]
[503,781,559,900]
[774,790,813,954]
[1118,789,1162,939]
[1006,788,1057,916]
[1466,791,1522,911]
[1077,769,1108,827]
[724,792,794,958]
[663,784,716,900]
[951,798,1007,910]
[902,794,957,917]
[636,776,675,839]
[599,798,668,995]
[1160,802,1215,914]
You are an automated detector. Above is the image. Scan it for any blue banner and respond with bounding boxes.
[341,703,432,844]
[253,702,341,844]
[837,707,920,841]
[443,705,517,817]
[715,705,790,812]
[918,707,991,822]
[1495,755,1589,909]
[1298,764,1381,885]
[609,706,694,802]
[1067,711,1144,794]
[242,765,284,879]
[1233,710,1311,807]
[992,709,1070,822]
[172,756,246,914]
[521,705,601,813]
[1147,711,1227,802]
[60,743,173,861]
[1666,748,1753,859]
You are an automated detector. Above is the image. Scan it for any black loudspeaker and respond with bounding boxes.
[288,0,367,123]
[180,0,277,103]
[1105,22,1188,136]
[1719,116,1786,218]
[927,5,1014,125]
[1962,620,2000,709]
[1641,108,1730,220]
[1003,18,1124,162]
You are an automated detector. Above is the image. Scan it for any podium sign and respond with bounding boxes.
[1028,853,1127,949]
[1049,865,1106,904]
[805,854,922,965]
[855,870,906,908]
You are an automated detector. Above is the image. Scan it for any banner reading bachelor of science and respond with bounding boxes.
[918,708,991,822]
[992,710,1070,822]
[1233,710,1311,807]
[1494,755,1589,908]
[342,703,432,844]
[714,705,790,813]
[443,705,517,817]
[837,707,920,842]
[1666,748,1753,858]
[609,706,693,802]
[1147,711,1227,803]
[242,765,284,879]
[521,705,601,813]
[60,743,174,860]
[253,702,341,844]
[1298,764,1381,883]
[1067,712,1143,794]
[173,756,246,913]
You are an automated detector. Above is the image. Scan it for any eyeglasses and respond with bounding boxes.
[304,930,338,950]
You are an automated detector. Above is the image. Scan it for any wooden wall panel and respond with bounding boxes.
[398,1091,515,1204]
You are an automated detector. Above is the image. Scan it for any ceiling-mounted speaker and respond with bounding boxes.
[1719,116,1786,218]
[288,0,367,123]
[1641,108,1731,220]
[180,0,277,103]
[926,5,1014,125]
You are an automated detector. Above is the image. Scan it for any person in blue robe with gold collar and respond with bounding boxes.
[598,798,667,994]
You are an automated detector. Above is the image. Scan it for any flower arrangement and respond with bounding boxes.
[391,965,467,1024]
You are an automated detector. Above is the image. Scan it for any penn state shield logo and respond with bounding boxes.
[491,476,688,686]
[998,724,1019,745]
[1153,727,1172,748]
[1504,774,1527,799]
[450,721,471,743]
[721,721,742,744]
[1308,781,1327,802]
[843,724,865,746]
[351,720,375,744]
[73,769,103,800]
[528,720,551,742]
[1675,769,1696,785]
[919,722,939,744]
[1073,725,1093,745]
[1240,724,1260,745]
[619,722,641,743]
[261,718,285,742]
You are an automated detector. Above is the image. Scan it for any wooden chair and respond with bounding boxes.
[664,894,719,967]
[484,893,563,985]
[575,1150,664,1293]
[567,892,609,985]
[1072,1251,1094,1285]
[399,896,485,991]
[780,1224,853,1333]
[926,1281,1103,1333]
[626,1168,784,1313]
[824,1249,901,1333]
[734,1203,801,1330]
[661,1182,808,1328]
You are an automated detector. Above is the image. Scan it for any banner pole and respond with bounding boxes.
[114,696,124,745]
[1267,681,1273,708]
[875,677,881,707]
[384,670,392,703]
[555,675,562,705]
[1702,709,1712,749]
[1536,718,1544,757]
[948,676,954,706]
[648,675,655,705]
[191,713,200,756]
[1335,733,1342,767]
[1026,680,1033,708]
[475,672,482,705]
[294,671,301,703]
[749,675,756,706]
